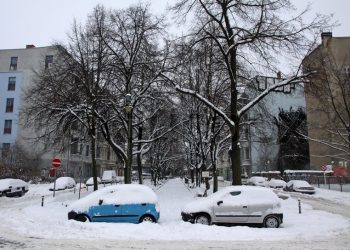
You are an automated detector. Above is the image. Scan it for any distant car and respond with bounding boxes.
[86,177,101,186]
[76,183,87,190]
[101,170,117,184]
[285,180,315,194]
[68,184,160,223]
[247,176,267,187]
[49,177,76,191]
[268,179,287,189]
[181,186,283,228]
[0,178,29,197]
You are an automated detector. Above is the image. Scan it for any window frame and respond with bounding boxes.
[8,77,16,91]
[5,98,14,113]
[4,120,12,134]
[10,57,18,71]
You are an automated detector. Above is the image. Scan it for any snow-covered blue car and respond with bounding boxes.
[68,184,160,223]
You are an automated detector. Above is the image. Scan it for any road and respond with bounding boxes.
[0,180,349,250]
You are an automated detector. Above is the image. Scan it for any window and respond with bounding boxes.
[96,146,101,158]
[229,191,241,196]
[244,147,250,160]
[107,147,111,160]
[85,145,90,156]
[4,120,12,134]
[6,98,14,113]
[70,138,79,154]
[10,57,18,71]
[8,77,16,91]
[45,55,53,69]
[79,144,84,155]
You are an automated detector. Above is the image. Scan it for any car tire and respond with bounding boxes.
[263,215,280,228]
[76,214,91,223]
[194,213,211,225]
[139,215,155,223]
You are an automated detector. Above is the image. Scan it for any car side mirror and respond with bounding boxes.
[99,199,103,205]
[217,200,223,206]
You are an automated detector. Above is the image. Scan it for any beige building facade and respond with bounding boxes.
[303,32,350,169]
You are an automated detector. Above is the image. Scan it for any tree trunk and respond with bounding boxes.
[90,119,98,191]
[125,111,133,184]
[137,126,143,184]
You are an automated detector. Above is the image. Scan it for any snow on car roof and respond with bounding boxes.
[288,180,312,187]
[0,179,27,190]
[69,184,158,212]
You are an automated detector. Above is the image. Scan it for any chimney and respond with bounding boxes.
[26,44,35,49]
[277,71,281,79]
[321,32,332,47]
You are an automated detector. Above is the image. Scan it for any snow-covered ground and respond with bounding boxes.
[0,178,349,243]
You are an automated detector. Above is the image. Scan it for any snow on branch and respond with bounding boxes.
[175,85,235,129]
[238,72,315,118]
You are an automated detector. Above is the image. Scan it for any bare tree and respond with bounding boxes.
[170,0,330,185]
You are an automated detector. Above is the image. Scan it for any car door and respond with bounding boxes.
[89,203,123,223]
[121,204,144,223]
[213,191,249,223]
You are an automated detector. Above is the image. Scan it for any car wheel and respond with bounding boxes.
[263,215,280,228]
[76,214,90,223]
[139,215,155,223]
[195,214,211,225]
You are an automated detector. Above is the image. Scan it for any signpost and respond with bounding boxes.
[51,158,61,197]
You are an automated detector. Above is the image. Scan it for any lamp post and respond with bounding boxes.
[125,93,133,184]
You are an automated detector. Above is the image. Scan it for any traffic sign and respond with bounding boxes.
[52,158,61,168]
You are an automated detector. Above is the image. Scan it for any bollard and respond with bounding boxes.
[41,196,44,207]
[298,198,301,214]
[340,177,343,192]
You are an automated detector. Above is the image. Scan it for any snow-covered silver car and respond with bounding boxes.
[181,186,283,228]
[86,177,101,186]
[49,177,76,191]
[285,180,315,194]
[247,176,267,187]
[268,179,287,189]
[0,178,29,197]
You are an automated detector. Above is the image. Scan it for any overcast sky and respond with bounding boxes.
[0,0,349,50]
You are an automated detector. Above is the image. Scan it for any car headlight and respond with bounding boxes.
[155,202,160,213]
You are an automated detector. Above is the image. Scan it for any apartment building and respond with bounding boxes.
[303,32,350,169]
[0,45,119,179]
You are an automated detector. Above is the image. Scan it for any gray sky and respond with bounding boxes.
[0,0,349,50]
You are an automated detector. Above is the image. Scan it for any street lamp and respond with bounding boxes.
[125,93,133,184]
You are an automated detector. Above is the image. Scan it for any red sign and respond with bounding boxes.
[52,158,61,168]
[320,165,326,171]
[49,169,57,177]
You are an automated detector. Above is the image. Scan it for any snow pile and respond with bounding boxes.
[69,184,158,212]
[0,178,349,242]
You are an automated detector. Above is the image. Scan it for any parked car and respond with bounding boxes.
[268,179,287,189]
[0,178,29,197]
[181,186,283,228]
[49,177,76,191]
[76,183,87,190]
[101,170,117,184]
[285,180,315,194]
[247,176,267,187]
[68,184,160,223]
[86,177,101,186]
